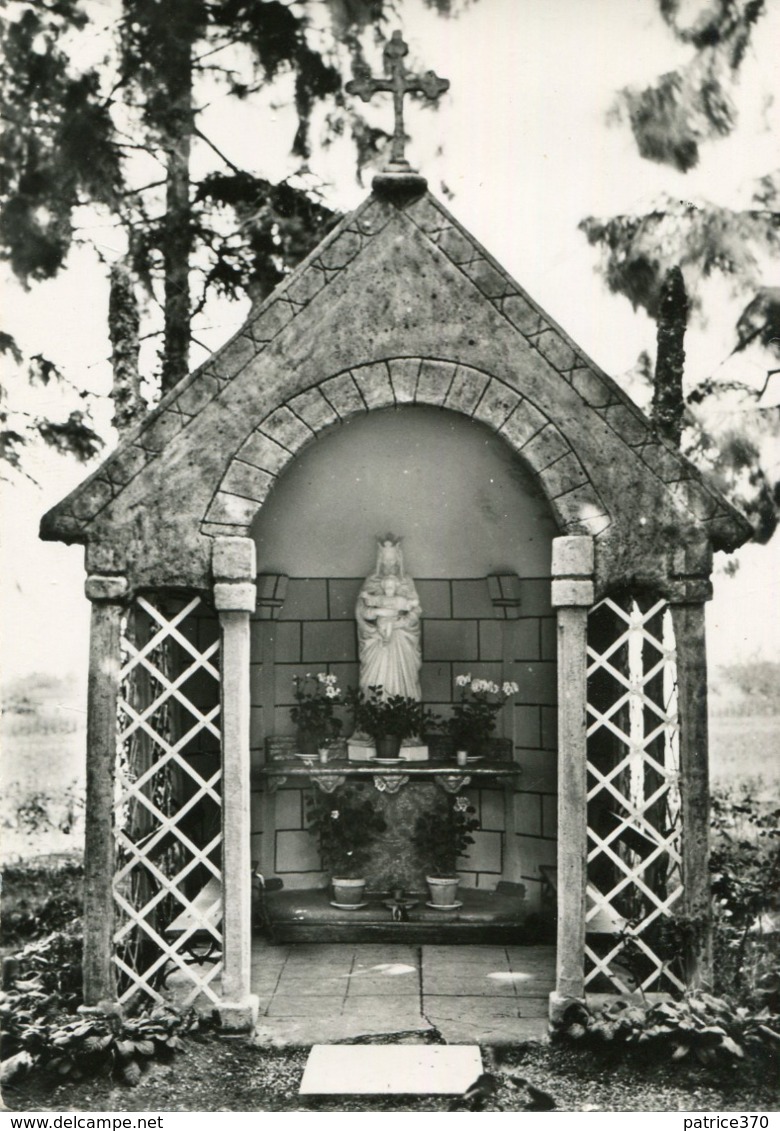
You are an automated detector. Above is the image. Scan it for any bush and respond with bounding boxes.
[1,930,204,1087]
[710,785,780,1009]
[3,994,202,1087]
[1,856,84,946]
[554,993,780,1066]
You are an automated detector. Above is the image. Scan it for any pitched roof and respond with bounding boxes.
[41,183,751,589]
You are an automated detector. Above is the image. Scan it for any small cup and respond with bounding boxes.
[318,747,329,764]
[456,749,468,767]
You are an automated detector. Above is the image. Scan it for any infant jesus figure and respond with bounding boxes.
[362,575,414,642]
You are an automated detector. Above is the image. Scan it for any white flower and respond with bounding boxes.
[486,681,499,695]
[502,681,519,696]
[325,685,339,699]
[316,672,328,684]
[454,795,469,812]
[455,674,471,687]
[330,810,339,819]
[471,679,488,693]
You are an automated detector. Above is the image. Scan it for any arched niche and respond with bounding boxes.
[248,405,560,904]
[251,405,558,577]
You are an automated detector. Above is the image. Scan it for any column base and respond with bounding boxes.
[548,991,586,1027]
[217,994,260,1032]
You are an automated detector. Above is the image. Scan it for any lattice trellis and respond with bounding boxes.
[585,595,684,994]
[114,594,223,1005]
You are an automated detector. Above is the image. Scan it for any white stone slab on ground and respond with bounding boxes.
[299,1044,482,1095]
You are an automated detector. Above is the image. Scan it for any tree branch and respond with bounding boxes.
[193,126,243,173]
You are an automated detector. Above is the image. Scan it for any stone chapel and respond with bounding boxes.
[41,35,751,1030]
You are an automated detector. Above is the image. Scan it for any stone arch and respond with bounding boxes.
[201,358,610,539]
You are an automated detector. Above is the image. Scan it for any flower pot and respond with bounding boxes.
[296,729,320,756]
[426,875,460,907]
[375,733,403,759]
[332,877,366,906]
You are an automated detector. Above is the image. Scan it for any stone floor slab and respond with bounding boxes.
[345,978,420,997]
[265,994,345,1018]
[422,945,510,966]
[341,1001,424,1031]
[299,1044,482,1095]
[422,972,516,997]
[252,939,555,1046]
[424,995,520,1019]
[432,1019,550,1045]
[515,997,549,1018]
[273,973,349,997]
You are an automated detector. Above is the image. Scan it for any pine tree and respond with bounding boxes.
[579,0,779,541]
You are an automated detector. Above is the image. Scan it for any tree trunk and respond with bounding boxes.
[160,23,194,395]
[108,257,145,434]
[652,265,688,447]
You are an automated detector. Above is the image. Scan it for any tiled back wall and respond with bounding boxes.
[250,576,558,907]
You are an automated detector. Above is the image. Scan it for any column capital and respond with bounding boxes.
[551,578,594,607]
[214,581,257,612]
[84,575,129,603]
[213,536,256,582]
[551,535,594,579]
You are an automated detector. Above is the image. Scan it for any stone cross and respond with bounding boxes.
[345,31,450,169]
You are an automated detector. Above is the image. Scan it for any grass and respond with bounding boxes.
[709,715,780,793]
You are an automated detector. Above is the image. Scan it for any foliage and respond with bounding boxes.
[554,992,780,1067]
[710,784,780,1008]
[444,674,518,753]
[411,793,479,877]
[2,989,202,1088]
[290,672,343,742]
[0,857,83,946]
[6,929,84,1004]
[580,0,780,541]
[346,684,438,741]
[0,1,462,470]
[305,784,386,877]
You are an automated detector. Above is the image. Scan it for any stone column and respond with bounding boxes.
[213,537,258,1030]
[548,536,594,1020]
[83,574,128,1005]
[671,597,713,989]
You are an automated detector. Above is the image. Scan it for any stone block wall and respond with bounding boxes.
[249,575,557,904]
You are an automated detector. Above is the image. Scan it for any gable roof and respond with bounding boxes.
[41,182,751,591]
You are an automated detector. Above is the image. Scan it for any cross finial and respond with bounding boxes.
[345,30,450,173]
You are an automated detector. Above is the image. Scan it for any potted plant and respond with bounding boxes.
[412,794,480,907]
[345,684,437,759]
[306,785,387,905]
[290,672,342,755]
[446,674,519,758]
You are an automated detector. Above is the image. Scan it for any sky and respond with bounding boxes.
[2,0,779,700]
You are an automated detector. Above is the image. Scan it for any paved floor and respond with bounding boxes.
[251,941,554,1046]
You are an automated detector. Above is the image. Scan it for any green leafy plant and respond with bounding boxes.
[445,675,519,753]
[306,785,387,878]
[0,857,84,946]
[345,685,437,742]
[1,926,205,1087]
[2,996,202,1087]
[554,993,780,1067]
[709,785,780,1008]
[290,672,343,743]
[411,795,480,878]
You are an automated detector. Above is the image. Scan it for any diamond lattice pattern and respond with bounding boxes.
[114,595,222,1005]
[585,595,683,993]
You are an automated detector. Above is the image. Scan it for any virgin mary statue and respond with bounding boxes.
[355,535,422,701]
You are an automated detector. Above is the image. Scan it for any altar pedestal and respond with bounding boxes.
[255,758,524,938]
